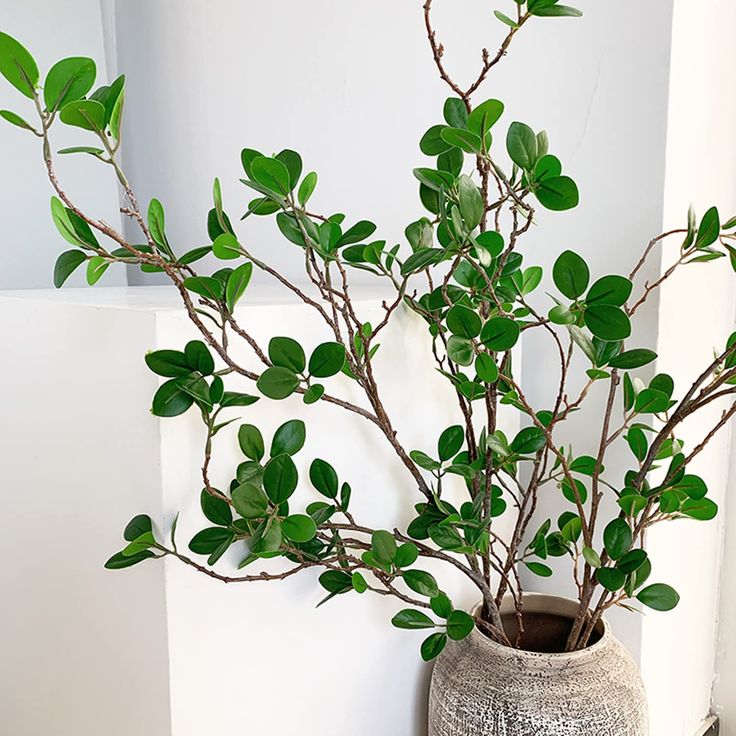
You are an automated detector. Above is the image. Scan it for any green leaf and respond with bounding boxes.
[303,384,325,404]
[582,547,602,568]
[298,171,318,206]
[494,10,519,27]
[309,458,338,498]
[145,350,189,378]
[525,561,553,577]
[584,305,631,341]
[420,125,453,156]
[443,98,468,128]
[263,453,299,504]
[395,543,420,568]
[680,498,718,521]
[401,248,444,275]
[308,342,345,378]
[480,317,520,351]
[467,99,504,137]
[122,530,155,556]
[609,349,657,370]
[184,340,214,375]
[440,127,482,153]
[225,262,253,312]
[0,32,39,98]
[506,122,538,169]
[212,233,241,260]
[319,570,353,595]
[105,550,155,569]
[447,610,475,640]
[282,514,317,543]
[421,632,448,661]
[124,514,152,542]
[410,450,441,471]
[446,336,474,366]
[392,609,435,630]
[532,5,583,17]
[430,593,453,618]
[250,156,291,195]
[637,583,679,611]
[201,489,233,526]
[429,524,465,551]
[257,367,299,399]
[475,353,499,383]
[275,149,303,190]
[553,250,589,299]
[59,99,105,130]
[268,336,306,374]
[627,427,648,462]
[694,206,720,249]
[672,475,707,500]
[0,109,35,131]
[271,419,306,457]
[44,57,96,112]
[457,175,484,230]
[176,373,212,408]
[446,304,482,339]
[634,388,670,414]
[238,424,265,461]
[372,530,397,565]
[617,549,648,574]
[53,250,86,287]
[536,176,579,211]
[403,570,439,597]
[338,220,377,247]
[151,379,194,417]
[86,256,108,285]
[586,275,633,307]
[510,426,546,454]
[603,519,632,560]
[438,425,464,461]
[596,567,626,591]
[189,527,232,555]
[231,482,268,519]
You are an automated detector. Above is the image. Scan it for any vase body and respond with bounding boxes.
[428,594,648,736]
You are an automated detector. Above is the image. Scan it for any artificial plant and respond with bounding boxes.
[2,0,735,658]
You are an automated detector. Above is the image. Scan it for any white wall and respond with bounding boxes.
[0,0,124,289]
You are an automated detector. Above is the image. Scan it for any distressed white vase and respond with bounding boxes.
[428,594,648,736]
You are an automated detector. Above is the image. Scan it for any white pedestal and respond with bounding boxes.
[0,285,518,736]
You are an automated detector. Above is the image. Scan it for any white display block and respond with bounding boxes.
[0,285,519,736]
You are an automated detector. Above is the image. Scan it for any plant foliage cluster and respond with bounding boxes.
[2,0,736,657]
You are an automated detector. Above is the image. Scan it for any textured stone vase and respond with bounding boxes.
[428,593,648,736]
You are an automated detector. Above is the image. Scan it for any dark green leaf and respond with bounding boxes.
[447,610,475,640]
[695,207,720,249]
[457,175,484,230]
[603,519,632,560]
[392,609,435,629]
[105,550,155,569]
[532,5,583,17]
[184,340,215,375]
[263,453,298,503]
[53,250,86,287]
[446,336,474,366]
[586,275,633,307]
[309,458,338,498]
[152,379,194,417]
[401,248,445,275]
[308,342,345,378]
[467,99,504,137]
[510,426,546,455]
[609,349,657,370]
[257,367,300,399]
[124,514,153,542]
[446,304,482,338]
[421,632,448,661]
[403,569,439,597]
[637,583,680,611]
[680,498,718,521]
[189,527,232,555]
[438,425,464,461]
[298,171,318,206]
[372,530,397,565]
[269,336,306,373]
[584,305,631,341]
[475,353,499,383]
[480,317,520,351]
[536,176,579,211]
[525,561,553,577]
[231,482,268,518]
[275,149,302,190]
[250,156,291,195]
[319,570,353,594]
[420,124,453,156]
[201,489,232,526]
[338,220,377,247]
[238,424,264,461]
[553,250,589,299]
[506,122,537,169]
[270,419,306,457]
[183,276,224,302]
[440,127,481,153]
[225,262,253,312]
[617,549,647,574]
[282,514,317,543]
[395,543,420,568]
[596,567,626,591]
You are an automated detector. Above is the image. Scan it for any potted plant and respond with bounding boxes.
[1,2,733,733]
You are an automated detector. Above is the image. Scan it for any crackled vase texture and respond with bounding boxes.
[428,594,648,736]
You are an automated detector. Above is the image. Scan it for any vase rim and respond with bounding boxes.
[471,592,612,662]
